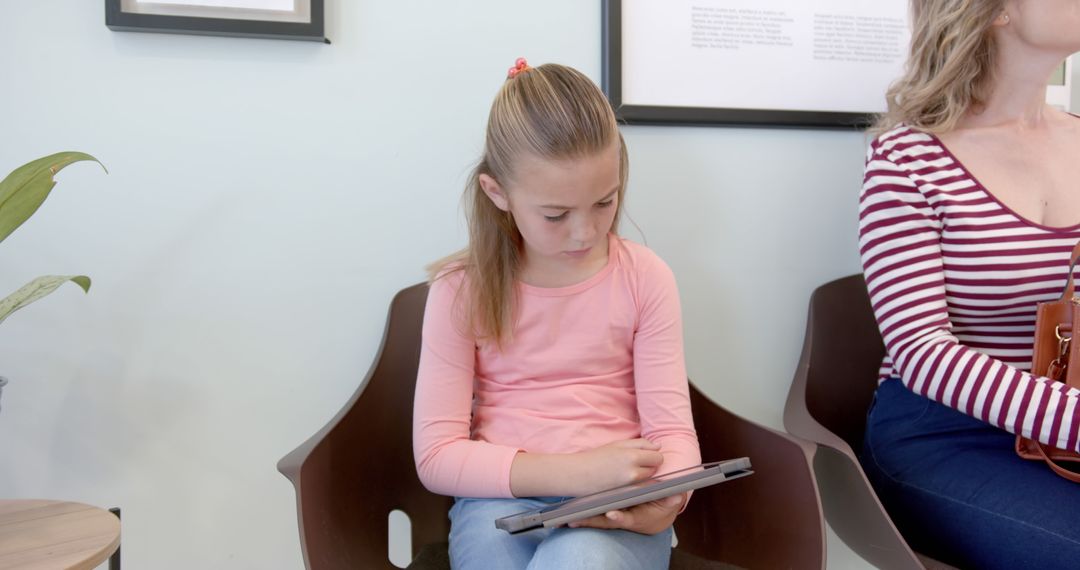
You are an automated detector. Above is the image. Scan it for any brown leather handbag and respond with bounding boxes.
[1015,242,1080,482]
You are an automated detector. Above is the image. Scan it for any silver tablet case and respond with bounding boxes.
[495,457,753,534]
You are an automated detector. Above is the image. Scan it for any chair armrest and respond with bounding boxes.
[675,384,825,570]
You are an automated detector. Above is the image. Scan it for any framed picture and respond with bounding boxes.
[105,0,328,43]
[603,0,911,128]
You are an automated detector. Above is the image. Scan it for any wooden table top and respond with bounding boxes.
[0,499,120,570]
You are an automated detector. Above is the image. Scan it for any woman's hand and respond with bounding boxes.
[509,438,664,498]
[569,493,686,535]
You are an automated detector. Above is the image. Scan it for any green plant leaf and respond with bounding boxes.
[0,275,91,325]
[0,152,106,244]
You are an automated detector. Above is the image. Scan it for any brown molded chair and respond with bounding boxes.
[279,283,826,569]
[783,275,957,570]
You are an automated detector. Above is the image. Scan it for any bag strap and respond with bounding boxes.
[1061,241,1080,300]
[1034,441,1080,483]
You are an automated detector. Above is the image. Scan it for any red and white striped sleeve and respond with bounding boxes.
[858,133,1080,452]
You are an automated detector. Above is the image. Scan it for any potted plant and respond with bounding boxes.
[0,152,104,411]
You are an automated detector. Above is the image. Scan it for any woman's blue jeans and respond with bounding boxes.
[448,496,673,569]
[860,378,1080,569]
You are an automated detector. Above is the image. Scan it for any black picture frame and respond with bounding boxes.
[602,0,874,129]
[105,0,328,43]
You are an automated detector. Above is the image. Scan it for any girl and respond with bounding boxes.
[859,1,1080,568]
[412,60,701,570]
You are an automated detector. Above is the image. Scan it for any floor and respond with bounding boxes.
[827,523,875,569]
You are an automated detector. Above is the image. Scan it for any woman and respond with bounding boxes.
[859,1,1080,568]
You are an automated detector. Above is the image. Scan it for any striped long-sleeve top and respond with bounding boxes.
[859,125,1080,452]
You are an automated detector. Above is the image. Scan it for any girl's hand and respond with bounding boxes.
[568,493,686,535]
[509,438,663,498]
[572,438,665,495]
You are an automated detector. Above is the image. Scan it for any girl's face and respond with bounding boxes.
[1001,0,1080,54]
[481,143,621,277]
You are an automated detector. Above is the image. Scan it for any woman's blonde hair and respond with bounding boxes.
[874,0,1005,134]
[428,63,627,346]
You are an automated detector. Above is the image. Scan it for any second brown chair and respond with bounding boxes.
[279,282,826,569]
[783,274,957,570]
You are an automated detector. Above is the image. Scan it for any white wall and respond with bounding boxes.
[6,1,1052,569]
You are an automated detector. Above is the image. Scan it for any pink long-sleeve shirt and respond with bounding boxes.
[413,234,701,498]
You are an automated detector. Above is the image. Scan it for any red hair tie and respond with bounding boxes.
[507,57,530,79]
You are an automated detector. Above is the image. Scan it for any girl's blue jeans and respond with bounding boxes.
[860,378,1080,569]
[448,495,673,569]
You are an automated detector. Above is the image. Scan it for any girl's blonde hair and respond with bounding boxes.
[428,63,627,346]
[874,0,1005,134]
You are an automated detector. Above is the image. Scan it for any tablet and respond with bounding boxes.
[494,457,753,534]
